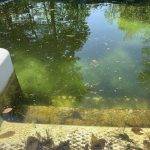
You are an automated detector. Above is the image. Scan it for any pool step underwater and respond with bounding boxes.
[22,105,150,127]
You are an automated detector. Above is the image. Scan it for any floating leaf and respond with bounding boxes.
[92,59,97,64]
[2,107,13,114]
[118,77,122,80]
[66,35,75,38]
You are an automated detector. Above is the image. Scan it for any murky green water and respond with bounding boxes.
[0,0,150,109]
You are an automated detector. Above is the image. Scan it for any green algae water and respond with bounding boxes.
[0,0,150,113]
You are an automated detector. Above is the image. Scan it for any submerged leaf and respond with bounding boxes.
[131,127,144,135]
[0,131,15,139]
[116,133,133,143]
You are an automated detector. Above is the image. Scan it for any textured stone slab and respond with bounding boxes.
[0,121,149,150]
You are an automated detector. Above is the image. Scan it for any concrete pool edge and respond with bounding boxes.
[0,48,14,94]
[0,48,22,110]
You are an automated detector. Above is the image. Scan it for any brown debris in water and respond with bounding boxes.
[143,140,150,150]
[115,133,133,143]
[0,131,15,139]
[91,134,107,150]
[131,127,144,135]
[25,136,70,150]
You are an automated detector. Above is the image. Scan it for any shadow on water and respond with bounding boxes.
[0,0,150,125]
